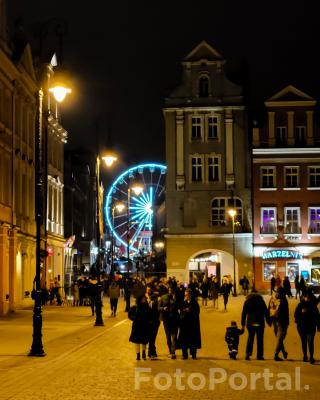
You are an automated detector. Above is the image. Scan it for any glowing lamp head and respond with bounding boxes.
[115,201,125,213]
[228,209,237,218]
[49,86,71,103]
[154,241,165,250]
[102,154,118,167]
[131,182,144,196]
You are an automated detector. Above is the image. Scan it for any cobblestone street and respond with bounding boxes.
[0,295,319,400]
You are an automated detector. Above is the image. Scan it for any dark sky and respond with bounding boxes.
[8,0,320,167]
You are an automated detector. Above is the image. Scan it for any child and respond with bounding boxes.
[225,320,244,359]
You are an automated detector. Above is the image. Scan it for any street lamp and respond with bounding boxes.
[126,181,144,273]
[228,208,237,296]
[110,201,125,273]
[29,78,71,357]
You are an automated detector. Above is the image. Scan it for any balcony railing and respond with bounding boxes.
[284,225,301,234]
[260,226,277,235]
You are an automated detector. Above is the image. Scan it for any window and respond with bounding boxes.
[276,126,287,145]
[207,116,219,140]
[295,126,306,145]
[284,167,299,188]
[261,208,277,234]
[309,167,320,188]
[191,156,203,182]
[207,156,220,182]
[263,262,276,282]
[211,198,226,226]
[309,207,320,233]
[191,116,202,140]
[199,76,209,97]
[260,167,276,188]
[284,207,300,234]
[211,197,243,226]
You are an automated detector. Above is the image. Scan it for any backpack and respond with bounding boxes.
[269,297,281,318]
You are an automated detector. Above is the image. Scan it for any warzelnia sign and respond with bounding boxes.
[262,249,303,260]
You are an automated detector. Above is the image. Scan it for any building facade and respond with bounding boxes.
[0,18,38,314]
[252,85,320,290]
[164,41,252,286]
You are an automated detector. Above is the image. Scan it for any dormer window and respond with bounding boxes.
[199,75,210,97]
[276,126,287,145]
[295,126,306,145]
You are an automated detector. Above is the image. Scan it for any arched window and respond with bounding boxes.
[211,197,243,226]
[199,75,210,97]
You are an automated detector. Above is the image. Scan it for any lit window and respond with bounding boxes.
[276,126,287,145]
[191,116,202,140]
[295,126,306,145]
[199,76,209,97]
[284,166,299,188]
[211,197,242,226]
[263,262,276,281]
[261,208,277,234]
[260,167,276,188]
[191,156,203,182]
[207,156,220,182]
[309,207,320,233]
[208,116,219,140]
[309,166,320,187]
[284,207,300,234]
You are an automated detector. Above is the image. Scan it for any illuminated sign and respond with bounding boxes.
[262,249,303,260]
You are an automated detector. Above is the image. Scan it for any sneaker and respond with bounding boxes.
[310,358,315,365]
[274,354,283,361]
[282,351,288,360]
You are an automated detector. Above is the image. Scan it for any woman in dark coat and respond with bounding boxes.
[129,295,151,360]
[200,278,209,306]
[294,290,320,364]
[177,289,201,359]
[210,277,220,309]
[220,277,232,311]
[268,287,289,361]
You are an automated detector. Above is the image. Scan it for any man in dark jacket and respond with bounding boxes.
[241,290,270,360]
[146,286,160,359]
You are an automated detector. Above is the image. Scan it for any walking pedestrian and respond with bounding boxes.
[283,276,293,298]
[72,281,80,306]
[241,289,270,360]
[109,280,120,316]
[210,276,220,309]
[294,275,300,299]
[200,278,209,306]
[294,289,320,364]
[268,287,289,361]
[239,275,250,296]
[146,286,160,359]
[225,321,244,360]
[299,276,306,297]
[159,286,180,359]
[270,275,276,295]
[129,295,151,361]
[177,289,201,360]
[220,277,232,311]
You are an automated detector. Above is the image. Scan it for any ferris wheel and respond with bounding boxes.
[105,163,166,254]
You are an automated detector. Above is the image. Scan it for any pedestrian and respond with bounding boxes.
[129,295,151,361]
[177,289,201,360]
[220,277,232,311]
[225,320,244,359]
[123,276,132,312]
[109,280,120,316]
[200,277,209,306]
[294,289,320,364]
[53,278,62,305]
[275,274,282,289]
[283,276,293,298]
[72,281,80,306]
[270,275,276,295]
[88,276,99,316]
[268,287,289,361]
[159,286,180,359]
[294,275,300,299]
[210,276,220,309]
[299,276,306,297]
[241,289,270,360]
[239,275,250,296]
[146,286,160,359]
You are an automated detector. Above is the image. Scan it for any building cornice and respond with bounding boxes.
[253,148,320,155]
[165,233,252,239]
[163,106,245,112]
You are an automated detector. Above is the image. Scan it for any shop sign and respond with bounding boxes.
[262,249,303,260]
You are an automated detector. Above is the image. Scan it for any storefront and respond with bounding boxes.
[254,241,319,291]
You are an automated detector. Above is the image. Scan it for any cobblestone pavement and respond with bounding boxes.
[0,295,319,400]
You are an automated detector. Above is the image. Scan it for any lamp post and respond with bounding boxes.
[110,201,125,273]
[126,181,144,274]
[29,81,71,357]
[228,209,237,296]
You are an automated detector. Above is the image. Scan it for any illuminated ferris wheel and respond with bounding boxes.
[105,163,166,254]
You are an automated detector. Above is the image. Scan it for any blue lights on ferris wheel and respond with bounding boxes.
[105,163,166,252]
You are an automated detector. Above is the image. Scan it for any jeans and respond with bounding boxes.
[273,320,288,355]
[163,320,178,355]
[298,328,315,359]
[246,325,264,358]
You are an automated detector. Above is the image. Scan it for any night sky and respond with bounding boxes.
[8,0,320,169]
